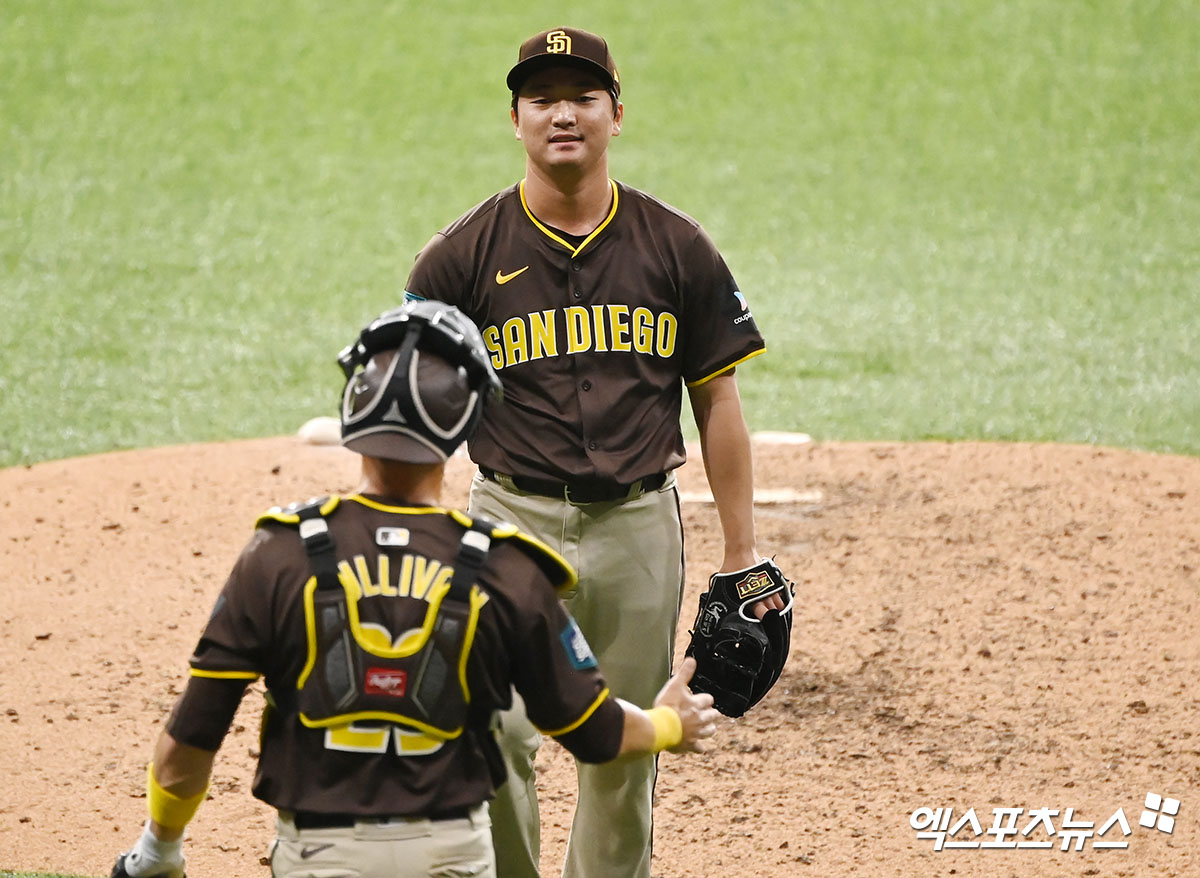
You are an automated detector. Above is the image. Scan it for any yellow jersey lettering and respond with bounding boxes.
[327,552,463,607]
[397,554,414,597]
[394,626,424,653]
[590,305,609,352]
[502,317,528,367]
[324,723,445,757]
[354,555,380,597]
[393,727,444,756]
[608,304,631,352]
[376,555,397,597]
[431,566,454,600]
[483,325,504,371]
[530,310,558,360]
[357,623,394,652]
[632,307,655,354]
[565,306,592,353]
[325,722,390,754]
[337,562,364,600]
[482,306,679,367]
[656,312,678,358]
[410,557,441,600]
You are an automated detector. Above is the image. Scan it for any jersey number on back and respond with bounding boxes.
[324,721,444,756]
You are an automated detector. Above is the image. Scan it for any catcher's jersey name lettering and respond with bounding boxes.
[336,552,455,603]
[482,304,678,370]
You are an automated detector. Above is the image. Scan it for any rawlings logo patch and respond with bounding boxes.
[736,570,775,600]
[365,667,407,697]
[560,618,597,670]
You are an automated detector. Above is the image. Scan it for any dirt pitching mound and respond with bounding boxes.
[1,438,1196,877]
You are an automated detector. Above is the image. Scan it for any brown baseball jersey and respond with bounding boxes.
[403,179,766,484]
[167,494,623,816]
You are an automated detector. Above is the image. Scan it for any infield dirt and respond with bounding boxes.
[1,437,1196,877]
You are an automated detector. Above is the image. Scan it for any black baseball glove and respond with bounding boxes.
[684,558,795,717]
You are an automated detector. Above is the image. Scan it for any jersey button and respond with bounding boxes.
[581,380,592,391]
[587,440,598,451]
[573,288,583,298]
[572,261,583,272]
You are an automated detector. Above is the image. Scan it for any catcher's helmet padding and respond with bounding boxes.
[339,302,502,463]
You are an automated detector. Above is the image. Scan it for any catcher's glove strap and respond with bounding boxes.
[289,807,475,829]
[480,466,667,504]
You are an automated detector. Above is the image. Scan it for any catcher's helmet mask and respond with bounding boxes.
[339,302,502,464]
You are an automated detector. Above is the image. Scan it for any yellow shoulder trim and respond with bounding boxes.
[347,495,452,515]
[255,496,340,528]
[189,668,261,681]
[520,179,619,257]
[448,508,518,537]
[510,531,578,592]
[537,687,611,738]
[448,510,577,592]
[685,347,766,388]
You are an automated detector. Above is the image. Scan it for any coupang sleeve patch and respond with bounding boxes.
[560,618,598,670]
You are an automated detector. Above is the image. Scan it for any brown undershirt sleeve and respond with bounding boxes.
[165,676,252,752]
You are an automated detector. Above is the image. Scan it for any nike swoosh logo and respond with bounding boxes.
[300,843,335,859]
[495,266,529,285]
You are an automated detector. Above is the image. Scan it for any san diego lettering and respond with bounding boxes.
[482,305,679,370]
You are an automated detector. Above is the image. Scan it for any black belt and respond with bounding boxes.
[479,467,668,504]
[291,807,475,829]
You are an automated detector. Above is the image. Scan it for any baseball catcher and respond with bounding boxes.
[108,302,720,878]
[684,558,795,717]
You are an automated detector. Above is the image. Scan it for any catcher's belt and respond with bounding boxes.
[684,558,795,718]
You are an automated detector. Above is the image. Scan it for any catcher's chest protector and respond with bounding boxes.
[283,500,493,741]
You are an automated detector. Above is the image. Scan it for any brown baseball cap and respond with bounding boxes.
[506,27,620,98]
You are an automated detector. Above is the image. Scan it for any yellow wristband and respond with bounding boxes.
[146,762,207,831]
[646,707,683,753]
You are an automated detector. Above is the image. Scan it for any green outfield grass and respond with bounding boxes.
[2,0,1197,469]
